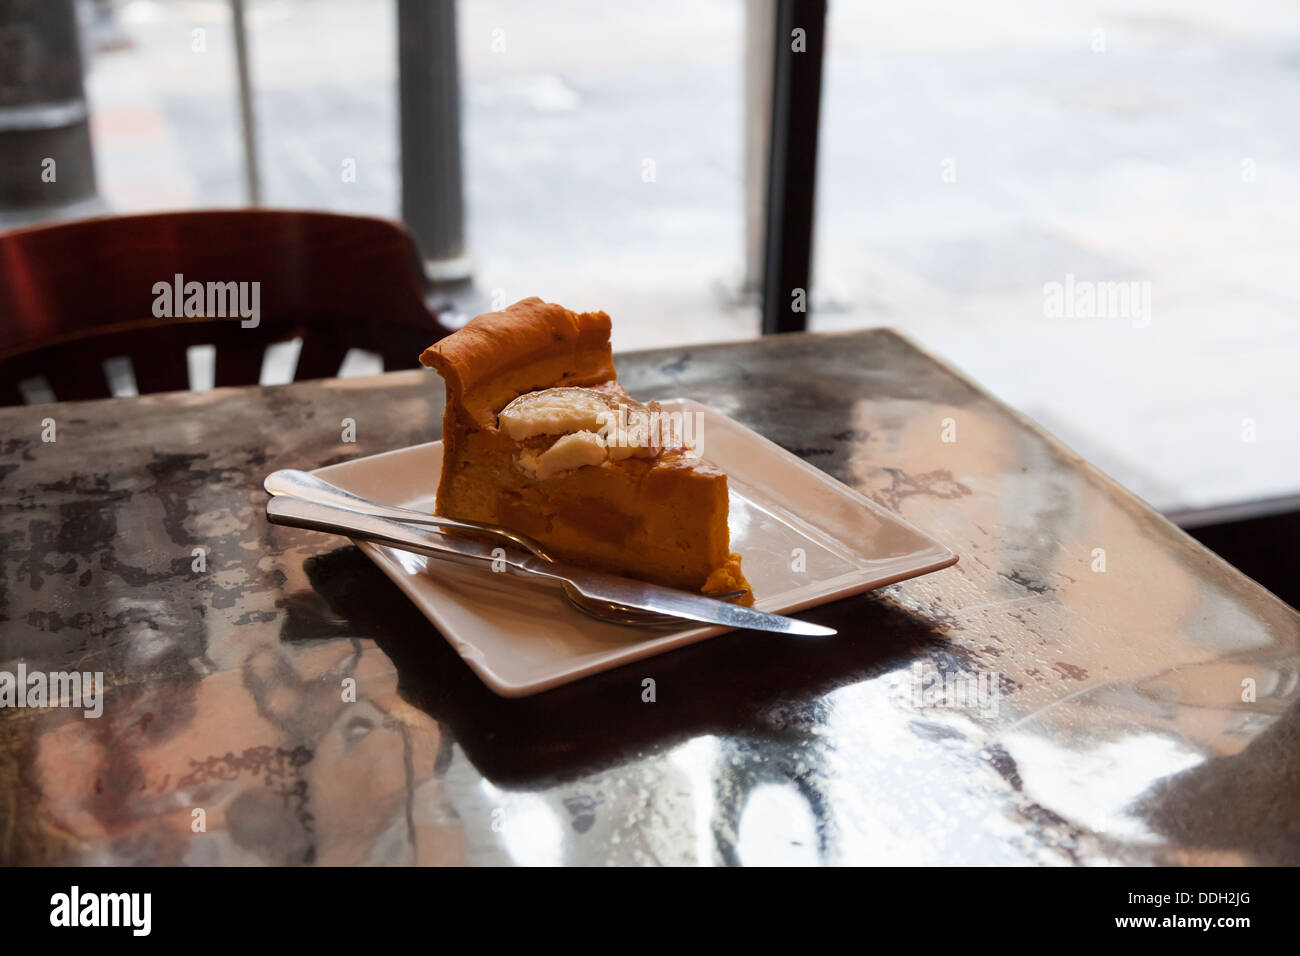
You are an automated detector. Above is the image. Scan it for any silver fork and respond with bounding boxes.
[264,469,746,627]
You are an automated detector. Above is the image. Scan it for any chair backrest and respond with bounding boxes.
[0,209,450,405]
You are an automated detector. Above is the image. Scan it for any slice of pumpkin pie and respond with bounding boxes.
[420,297,751,604]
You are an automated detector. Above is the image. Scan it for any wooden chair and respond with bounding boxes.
[0,210,455,406]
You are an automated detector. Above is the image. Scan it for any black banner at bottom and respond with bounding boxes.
[0,864,1283,941]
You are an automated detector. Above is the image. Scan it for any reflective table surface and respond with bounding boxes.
[2,329,1297,865]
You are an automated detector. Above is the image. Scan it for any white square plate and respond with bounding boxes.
[314,399,957,697]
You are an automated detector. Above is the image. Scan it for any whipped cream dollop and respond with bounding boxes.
[498,387,614,441]
[499,386,665,479]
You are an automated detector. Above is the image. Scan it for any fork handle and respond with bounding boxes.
[264,468,554,560]
[265,495,545,579]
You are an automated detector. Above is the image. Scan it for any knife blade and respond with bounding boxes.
[521,558,837,637]
[265,495,836,637]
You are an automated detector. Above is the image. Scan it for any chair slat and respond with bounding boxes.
[295,331,349,381]
[211,323,271,388]
[130,350,191,395]
[5,378,34,407]
[43,350,115,403]
[370,325,440,373]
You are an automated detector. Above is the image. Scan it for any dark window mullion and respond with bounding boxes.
[761,0,827,335]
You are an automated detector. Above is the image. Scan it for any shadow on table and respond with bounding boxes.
[286,546,957,791]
